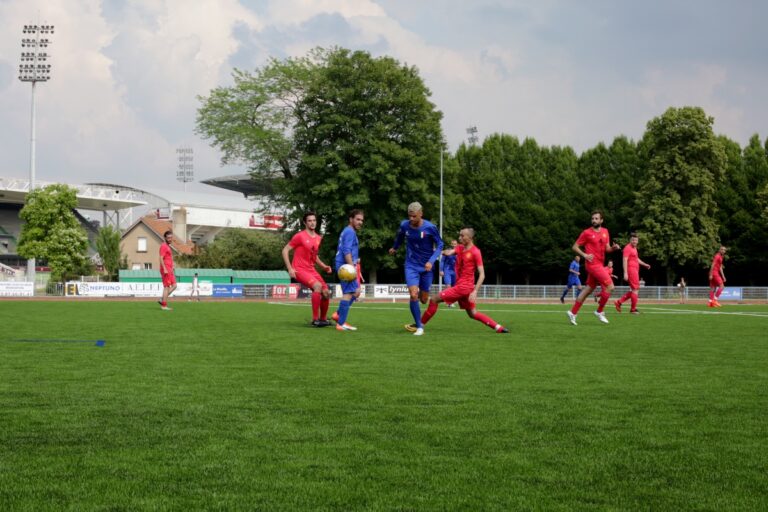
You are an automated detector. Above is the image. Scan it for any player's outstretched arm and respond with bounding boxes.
[281,243,296,278]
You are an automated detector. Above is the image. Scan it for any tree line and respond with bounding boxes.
[195,47,768,286]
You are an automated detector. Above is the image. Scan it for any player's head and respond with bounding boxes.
[590,210,603,228]
[302,211,317,230]
[163,230,173,243]
[194,272,198,277]
[458,227,475,245]
[574,255,580,262]
[630,232,639,246]
[450,239,458,248]
[607,260,614,267]
[349,209,364,231]
[407,202,423,226]
[718,245,727,255]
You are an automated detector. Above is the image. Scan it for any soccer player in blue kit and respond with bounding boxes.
[332,209,364,331]
[559,254,582,303]
[388,202,444,336]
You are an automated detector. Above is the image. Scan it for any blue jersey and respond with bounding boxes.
[393,219,443,269]
[335,226,359,270]
[442,253,457,275]
[567,260,580,283]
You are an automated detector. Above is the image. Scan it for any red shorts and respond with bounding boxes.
[626,270,640,290]
[162,272,176,287]
[585,265,612,289]
[709,276,724,288]
[439,284,476,310]
[294,269,328,290]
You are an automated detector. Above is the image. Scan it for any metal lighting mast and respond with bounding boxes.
[19,22,54,288]
[176,147,194,192]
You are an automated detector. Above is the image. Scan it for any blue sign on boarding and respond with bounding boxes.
[718,287,742,301]
[212,284,244,298]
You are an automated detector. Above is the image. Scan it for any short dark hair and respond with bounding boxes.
[591,210,603,219]
[349,209,364,219]
[630,232,638,238]
[163,230,173,237]
[302,211,316,224]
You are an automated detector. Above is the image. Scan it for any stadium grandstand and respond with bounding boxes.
[0,174,283,276]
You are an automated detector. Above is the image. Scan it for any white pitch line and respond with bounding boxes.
[267,302,768,318]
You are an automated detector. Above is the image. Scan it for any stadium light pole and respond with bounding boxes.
[439,147,444,289]
[19,22,54,288]
[176,147,194,192]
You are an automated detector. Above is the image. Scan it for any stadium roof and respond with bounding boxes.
[200,174,275,198]
[0,177,145,210]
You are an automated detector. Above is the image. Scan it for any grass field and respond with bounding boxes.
[1,300,766,511]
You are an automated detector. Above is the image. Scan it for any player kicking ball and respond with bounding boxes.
[407,227,509,334]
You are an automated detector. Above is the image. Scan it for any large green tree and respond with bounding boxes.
[635,107,726,283]
[18,184,90,282]
[290,48,444,281]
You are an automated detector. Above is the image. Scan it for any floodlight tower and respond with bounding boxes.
[176,147,194,192]
[19,22,54,286]
[466,125,479,146]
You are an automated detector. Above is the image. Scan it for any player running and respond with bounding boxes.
[158,230,177,311]
[440,239,458,307]
[614,233,651,314]
[332,209,364,331]
[281,211,334,327]
[418,228,508,334]
[566,210,621,325]
[708,246,727,308]
[559,255,582,303]
[389,202,443,336]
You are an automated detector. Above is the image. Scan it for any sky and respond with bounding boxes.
[1,0,766,194]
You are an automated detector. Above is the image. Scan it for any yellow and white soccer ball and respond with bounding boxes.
[337,263,357,282]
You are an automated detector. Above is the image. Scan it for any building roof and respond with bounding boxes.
[123,215,196,255]
[200,174,275,198]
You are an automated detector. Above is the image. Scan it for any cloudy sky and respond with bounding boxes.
[1,0,766,194]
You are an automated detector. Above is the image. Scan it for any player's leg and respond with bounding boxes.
[466,304,508,333]
[560,283,571,303]
[596,276,613,314]
[405,266,424,331]
[335,280,359,331]
[420,293,444,326]
[714,282,724,306]
[320,285,331,322]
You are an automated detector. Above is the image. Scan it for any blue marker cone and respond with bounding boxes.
[95,340,106,347]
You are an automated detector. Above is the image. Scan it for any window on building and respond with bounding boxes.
[144,263,152,270]
[137,237,147,252]
[132,263,141,270]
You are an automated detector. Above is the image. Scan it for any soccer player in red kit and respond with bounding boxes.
[567,211,621,325]
[159,230,176,310]
[614,233,651,314]
[418,227,509,334]
[281,211,334,326]
[708,246,727,308]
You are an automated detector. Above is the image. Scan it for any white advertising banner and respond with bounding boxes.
[0,281,34,297]
[373,284,409,299]
[65,281,213,297]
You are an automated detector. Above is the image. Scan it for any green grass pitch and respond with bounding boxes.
[1,300,766,510]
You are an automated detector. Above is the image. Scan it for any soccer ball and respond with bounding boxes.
[337,263,357,282]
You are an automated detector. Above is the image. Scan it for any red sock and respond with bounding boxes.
[473,312,498,330]
[630,293,638,310]
[597,291,610,313]
[161,301,166,307]
[709,290,715,301]
[619,291,632,304]
[421,301,439,325]
[320,296,330,320]
[715,287,723,298]
[311,292,321,321]
[571,300,584,315]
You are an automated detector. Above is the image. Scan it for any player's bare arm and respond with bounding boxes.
[469,265,485,303]
[573,242,591,262]
[281,243,296,278]
[315,256,332,274]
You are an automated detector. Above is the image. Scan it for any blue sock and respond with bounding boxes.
[410,300,422,328]
[337,299,351,325]
[561,287,568,299]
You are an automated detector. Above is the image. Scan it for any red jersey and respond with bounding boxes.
[711,252,723,274]
[288,230,321,272]
[575,227,610,269]
[455,244,483,288]
[623,244,639,273]
[159,243,174,274]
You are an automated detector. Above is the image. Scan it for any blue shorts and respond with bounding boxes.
[443,272,456,286]
[339,279,359,295]
[405,265,433,291]
[566,278,581,288]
